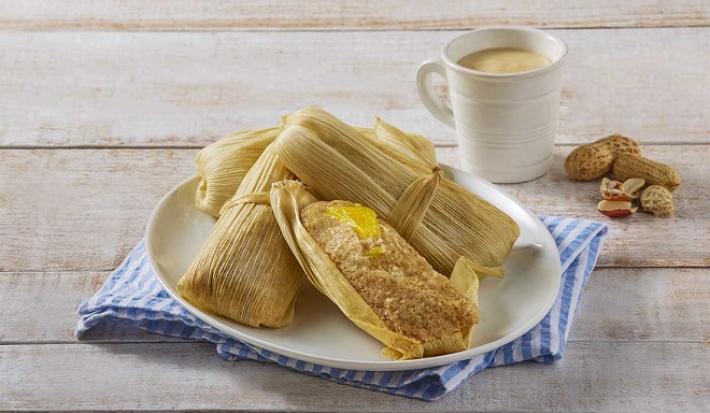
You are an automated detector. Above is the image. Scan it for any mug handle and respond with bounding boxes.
[416,60,455,128]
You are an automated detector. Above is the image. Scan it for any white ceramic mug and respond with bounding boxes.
[417,27,568,183]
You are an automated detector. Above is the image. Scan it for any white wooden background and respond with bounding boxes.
[1,1,709,411]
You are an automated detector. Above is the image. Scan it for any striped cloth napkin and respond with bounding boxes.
[76,215,607,401]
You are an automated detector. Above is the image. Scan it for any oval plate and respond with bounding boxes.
[146,164,561,371]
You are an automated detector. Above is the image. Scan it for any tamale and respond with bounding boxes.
[270,181,481,359]
[275,107,519,276]
[372,118,437,169]
[195,125,426,218]
[177,144,303,328]
[195,127,278,217]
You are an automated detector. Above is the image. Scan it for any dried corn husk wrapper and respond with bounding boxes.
[195,124,430,218]
[370,119,437,169]
[275,107,519,276]
[270,180,480,359]
[195,127,279,217]
[177,144,303,328]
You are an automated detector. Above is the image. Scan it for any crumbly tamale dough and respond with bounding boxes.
[301,200,477,343]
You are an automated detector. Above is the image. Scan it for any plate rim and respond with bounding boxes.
[146,164,561,371]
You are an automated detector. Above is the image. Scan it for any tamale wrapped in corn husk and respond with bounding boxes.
[195,125,427,218]
[275,107,519,276]
[177,144,303,328]
[195,127,278,217]
[270,181,481,359]
[372,118,437,169]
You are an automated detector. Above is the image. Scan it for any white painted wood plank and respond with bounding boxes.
[1,268,707,343]
[1,28,708,146]
[0,271,185,343]
[1,342,708,412]
[475,145,710,269]
[575,268,710,343]
[1,145,707,271]
[1,0,707,30]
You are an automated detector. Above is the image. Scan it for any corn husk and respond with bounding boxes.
[177,144,303,328]
[372,118,437,169]
[270,180,480,359]
[194,124,428,218]
[274,107,520,276]
[195,127,278,217]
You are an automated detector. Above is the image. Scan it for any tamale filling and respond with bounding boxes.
[302,200,476,343]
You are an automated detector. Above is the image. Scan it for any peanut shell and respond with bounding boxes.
[640,185,674,217]
[600,177,625,200]
[564,145,614,181]
[612,154,681,190]
[598,134,641,157]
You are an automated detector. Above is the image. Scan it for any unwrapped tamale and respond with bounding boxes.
[270,181,481,359]
[274,107,519,276]
[178,144,303,328]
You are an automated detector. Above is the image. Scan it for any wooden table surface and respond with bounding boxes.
[1,1,709,412]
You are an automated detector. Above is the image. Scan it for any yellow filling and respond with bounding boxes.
[326,204,382,239]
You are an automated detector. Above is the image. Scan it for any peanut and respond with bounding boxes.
[597,134,641,157]
[564,145,614,181]
[564,134,640,181]
[640,185,674,217]
[612,154,681,191]
[597,200,637,218]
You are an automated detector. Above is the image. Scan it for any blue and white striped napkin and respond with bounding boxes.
[76,215,606,400]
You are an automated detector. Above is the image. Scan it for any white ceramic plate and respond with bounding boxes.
[146,164,561,371]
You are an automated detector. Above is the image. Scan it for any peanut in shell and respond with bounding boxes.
[612,154,681,190]
[597,134,641,157]
[564,134,640,181]
[564,145,614,181]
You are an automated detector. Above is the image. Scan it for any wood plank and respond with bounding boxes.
[0,271,185,343]
[1,28,708,147]
[1,342,708,412]
[1,0,707,30]
[574,268,710,343]
[1,145,708,271]
[469,145,710,268]
[1,268,707,344]
[0,148,193,272]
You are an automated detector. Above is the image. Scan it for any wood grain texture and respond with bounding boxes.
[1,341,708,412]
[0,271,185,343]
[1,268,707,344]
[1,0,708,30]
[1,28,709,147]
[490,145,710,268]
[2,145,708,272]
[2,3,708,411]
